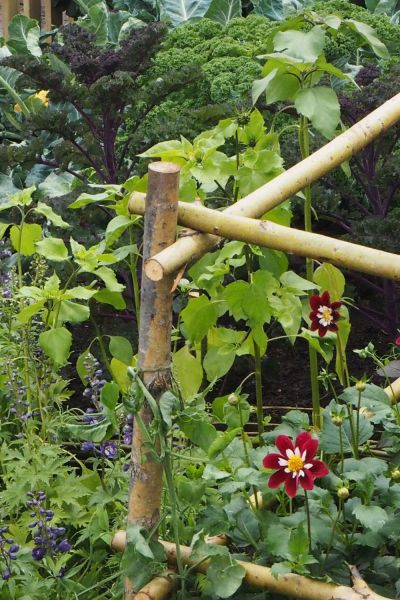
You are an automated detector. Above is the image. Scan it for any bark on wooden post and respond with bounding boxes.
[124,162,179,599]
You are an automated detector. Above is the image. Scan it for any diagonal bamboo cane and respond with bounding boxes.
[128,194,400,283]
[131,92,400,280]
[112,532,392,600]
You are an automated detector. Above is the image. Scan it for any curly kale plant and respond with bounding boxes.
[0,20,200,185]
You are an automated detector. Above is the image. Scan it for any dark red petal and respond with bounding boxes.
[263,453,283,470]
[309,295,322,311]
[328,323,338,332]
[268,469,287,489]
[320,291,330,305]
[308,460,329,478]
[295,432,312,452]
[310,320,319,331]
[275,435,294,457]
[330,301,342,310]
[285,474,298,498]
[299,470,315,491]
[396,336,400,346]
[318,326,327,337]
[302,437,319,461]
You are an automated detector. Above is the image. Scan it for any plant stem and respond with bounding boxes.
[254,341,265,444]
[339,424,344,475]
[304,490,312,552]
[299,115,321,429]
[163,451,185,596]
[322,499,342,571]
[346,404,359,459]
[355,388,362,451]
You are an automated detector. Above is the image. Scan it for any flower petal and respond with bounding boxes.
[302,437,319,461]
[309,295,322,311]
[275,435,294,456]
[268,469,287,489]
[320,291,331,305]
[308,459,329,478]
[299,469,315,491]
[285,474,298,498]
[310,320,319,331]
[295,432,312,452]
[263,453,283,470]
[318,325,327,337]
[330,301,342,311]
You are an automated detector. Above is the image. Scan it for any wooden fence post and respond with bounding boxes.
[125,162,179,599]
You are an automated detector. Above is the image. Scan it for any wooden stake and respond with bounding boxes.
[128,194,400,283]
[133,92,400,279]
[125,162,179,599]
[2,0,19,38]
[112,534,392,600]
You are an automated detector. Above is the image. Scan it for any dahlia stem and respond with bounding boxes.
[299,115,321,430]
[304,490,312,552]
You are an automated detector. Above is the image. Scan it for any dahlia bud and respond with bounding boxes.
[337,486,350,500]
[391,468,400,481]
[356,381,366,392]
[228,393,239,406]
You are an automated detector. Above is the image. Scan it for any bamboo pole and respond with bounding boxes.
[128,194,400,283]
[23,0,41,22]
[134,92,400,279]
[112,533,392,600]
[2,0,19,38]
[134,573,175,600]
[384,378,400,403]
[125,162,179,599]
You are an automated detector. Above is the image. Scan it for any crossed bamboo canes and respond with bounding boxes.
[123,93,400,599]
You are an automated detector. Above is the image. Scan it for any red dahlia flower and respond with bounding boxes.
[262,432,329,498]
[309,291,341,337]
[395,336,400,346]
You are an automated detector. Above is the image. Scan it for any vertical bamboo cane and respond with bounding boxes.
[23,0,41,22]
[125,162,179,599]
[2,0,19,38]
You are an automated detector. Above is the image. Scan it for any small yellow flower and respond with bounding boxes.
[34,90,49,106]
[14,90,49,114]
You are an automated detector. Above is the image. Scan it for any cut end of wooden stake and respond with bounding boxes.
[144,258,165,281]
[149,161,181,174]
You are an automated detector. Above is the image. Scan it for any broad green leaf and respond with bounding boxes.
[173,345,203,399]
[38,172,75,198]
[288,524,309,560]
[17,299,46,323]
[109,335,133,365]
[0,221,10,239]
[178,410,217,451]
[7,15,42,56]
[1,185,36,210]
[39,327,72,365]
[320,402,374,453]
[164,0,211,24]
[94,289,126,309]
[345,19,389,59]
[0,172,20,201]
[204,345,236,381]
[280,271,316,293]
[76,347,92,384]
[273,26,325,63]
[126,524,154,559]
[313,263,345,301]
[159,391,180,429]
[94,266,125,292]
[180,295,220,343]
[353,504,389,532]
[110,357,131,392]
[100,382,119,410]
[10,223,42,256]
[105,215,134,245]
[55,300,90,324]
[35,238,69,262]
[34,203,69,228]
[208,428,241,459]
[205,0,241,25]
[259,248,288,278]
[295,87,340,138]
[139,139,185,159]
[207,555,245,598]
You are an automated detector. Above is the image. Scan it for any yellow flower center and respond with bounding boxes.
[321,308,332,322]
[287,455,304,472]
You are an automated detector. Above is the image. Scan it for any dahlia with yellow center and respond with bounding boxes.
[263,432,329,497]
[309,291,342,337]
